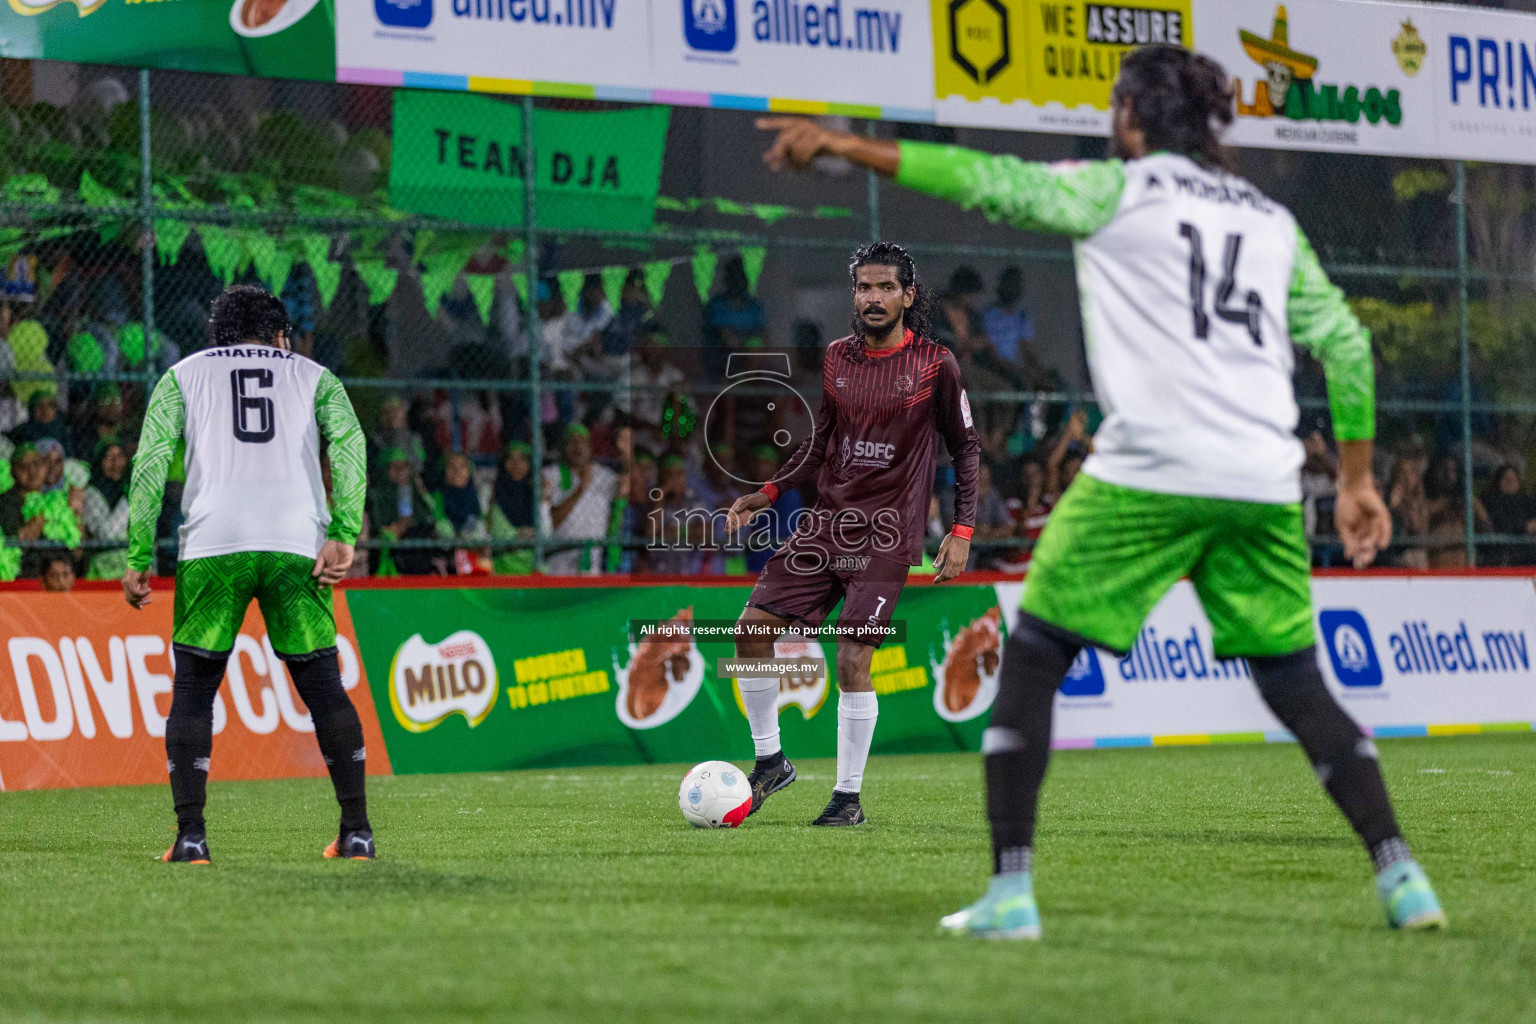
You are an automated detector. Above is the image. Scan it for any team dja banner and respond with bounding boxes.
[388,92,671,233]
[0,590,391,791]
[1,575,1533,791]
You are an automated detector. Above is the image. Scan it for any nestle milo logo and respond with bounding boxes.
[389,630,498,733]
[1233,4,1403,127]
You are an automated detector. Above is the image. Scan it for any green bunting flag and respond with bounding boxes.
[154,219,192,266]
[197,225,244,285]
[355,259,398,307]
[420,249,465,319]
[311,258,342,309]
[691,247,717,303]
[250,233,293,295]
[511,273,529,308]
[750,204,790,225]
[467,274,496,325]
[232,228,258,280]
[601,265,628,310]
[558,270,584,312]
[643,260,671,308]
[78,170,122,208]
[301,234,342,308]
[741,246,766,295]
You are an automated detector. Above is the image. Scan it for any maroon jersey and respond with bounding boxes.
[761,330,981,566]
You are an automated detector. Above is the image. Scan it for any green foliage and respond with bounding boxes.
[1392,167,1450,203]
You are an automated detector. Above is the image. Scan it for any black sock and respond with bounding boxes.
[166,648,229,834]
[1250,648,1403,855]
[756,750,786,770]
[287,653,370,833]
[985,615,1081,875]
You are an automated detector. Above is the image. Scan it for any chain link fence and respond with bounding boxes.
[0,57,1532,579]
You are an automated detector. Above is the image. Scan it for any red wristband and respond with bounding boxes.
[760,482,780,503]
[950,524,974,540]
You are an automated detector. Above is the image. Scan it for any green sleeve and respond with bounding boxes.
[126,372,185,572]
[315,369,367,544]
[895,141,1126,236]
[1288,227,1375,442]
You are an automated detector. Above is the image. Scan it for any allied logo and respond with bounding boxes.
[1391,18,1426,77]
[683,0,737,52]
[1234,4,1403,127]
[375,0,433,29]
[840,436,852,467]
[1319,609,1384,688]
[1060,647,1106,697]
[389,630,498,732]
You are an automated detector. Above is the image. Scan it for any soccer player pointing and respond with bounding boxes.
[760,46,1443,934]
[124,285,375,864]
[727,242,980,827]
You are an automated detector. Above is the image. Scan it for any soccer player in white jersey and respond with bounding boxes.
[758,45,1445,935]
[123,285,373,864]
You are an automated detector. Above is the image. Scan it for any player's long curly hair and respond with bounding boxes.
[209,284,291,348]
[848,241,935,342]
[1112,45,1234,170]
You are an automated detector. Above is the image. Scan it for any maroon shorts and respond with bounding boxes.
[746,549,908,647]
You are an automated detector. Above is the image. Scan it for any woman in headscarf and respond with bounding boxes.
[435,451,486,540]
[1482,463,1536,566]
[34,437,66,492]
[489,441,536,575]
[82,441,131,579]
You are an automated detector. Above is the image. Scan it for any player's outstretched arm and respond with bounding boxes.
[1289,226,1390,568]
[123,371,186,608]
[757,117,1124,237]
[315,369,365,584]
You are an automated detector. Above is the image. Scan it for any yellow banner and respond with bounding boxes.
[934,0,1194,107]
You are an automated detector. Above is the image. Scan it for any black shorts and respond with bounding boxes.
[746,549,907,647]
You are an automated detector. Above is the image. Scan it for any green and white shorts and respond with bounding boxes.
[1023,474,1315,659]
[173,551,336,661]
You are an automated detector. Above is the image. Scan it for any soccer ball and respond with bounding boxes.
[678,760,753,828]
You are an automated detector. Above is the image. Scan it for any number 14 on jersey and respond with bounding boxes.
[1179,222,1264,348]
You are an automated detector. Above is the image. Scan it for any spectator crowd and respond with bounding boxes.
[3,258,1536,584]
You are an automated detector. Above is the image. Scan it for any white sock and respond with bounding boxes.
[737,675,782,759]
[835,689,879,794]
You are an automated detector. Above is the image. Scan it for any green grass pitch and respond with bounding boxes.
[1,735,1532,1024]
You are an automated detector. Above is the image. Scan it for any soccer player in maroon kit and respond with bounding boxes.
[727,242,981,826]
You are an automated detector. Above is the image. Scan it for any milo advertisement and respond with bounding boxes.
[0,0,335,81]
[346,582,1010,775]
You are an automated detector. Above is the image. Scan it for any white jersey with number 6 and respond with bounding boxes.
[173,346,331,560]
